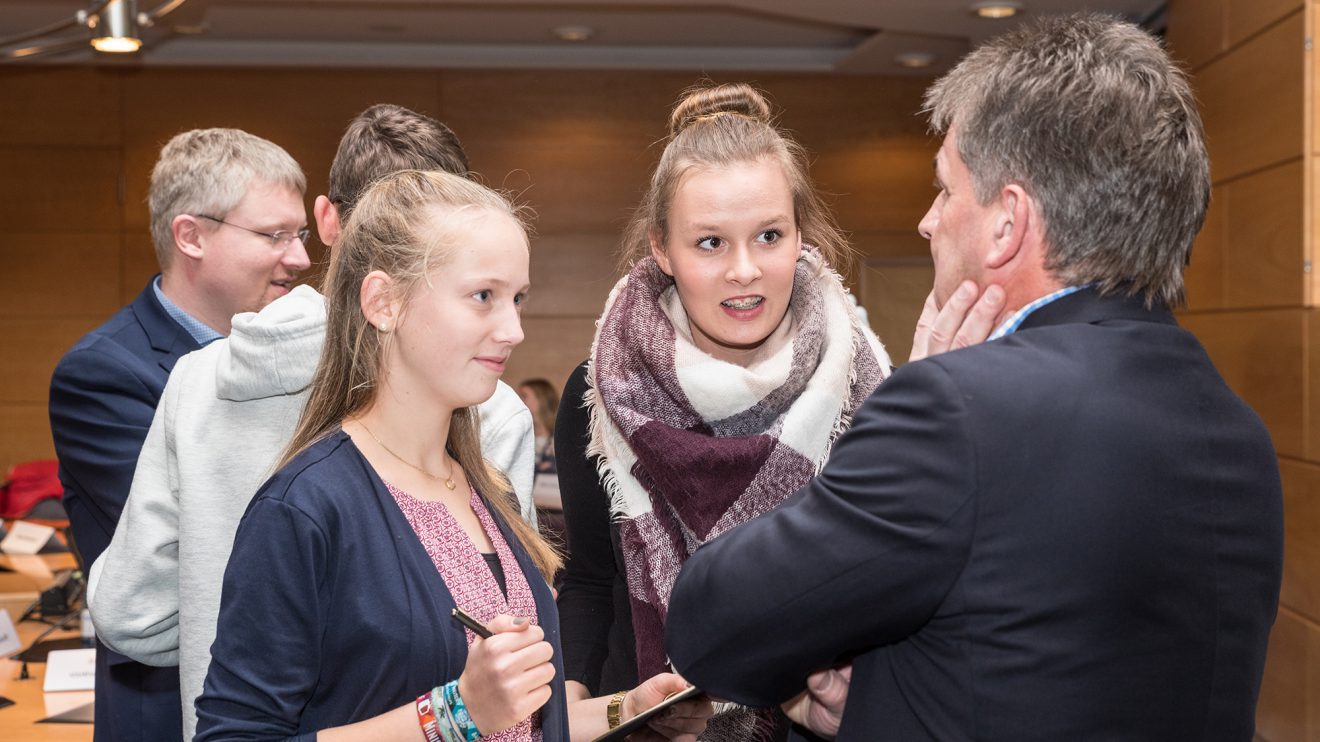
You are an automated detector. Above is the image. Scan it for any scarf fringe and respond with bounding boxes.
[581,274,648,524]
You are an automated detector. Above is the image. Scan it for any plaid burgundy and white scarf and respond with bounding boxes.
[584,250,889,740]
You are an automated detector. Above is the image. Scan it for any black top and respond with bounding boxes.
[482,552,508,597]
[554,361,638,695]
[555,361,796,741]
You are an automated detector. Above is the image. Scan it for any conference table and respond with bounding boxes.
[0,545,93,741]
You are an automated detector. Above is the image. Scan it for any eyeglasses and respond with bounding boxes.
[195,214,311,249]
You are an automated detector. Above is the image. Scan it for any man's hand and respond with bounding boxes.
[782,664,851,739]
[909,281,1005,362]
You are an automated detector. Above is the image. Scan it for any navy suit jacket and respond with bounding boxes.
[666,289,1284,741]
[50,277,199,741]
[196,432,570,742]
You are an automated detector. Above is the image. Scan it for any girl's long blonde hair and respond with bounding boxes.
[282,169,561,582]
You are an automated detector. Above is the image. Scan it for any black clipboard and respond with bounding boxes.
[590,685,703,742]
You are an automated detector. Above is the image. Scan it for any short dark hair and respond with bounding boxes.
[924,13,1210,307]
[327,104,469,218]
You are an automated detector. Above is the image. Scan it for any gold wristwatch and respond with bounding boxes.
[606,690,628,729]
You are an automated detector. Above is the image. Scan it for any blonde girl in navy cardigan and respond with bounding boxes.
[196,170,710,742]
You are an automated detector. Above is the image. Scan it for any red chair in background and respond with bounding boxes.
[1,460,64,520]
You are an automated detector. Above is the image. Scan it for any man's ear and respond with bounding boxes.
[649,228,673,275]
[985,184,1031,270]
[314,195,341,249]
[360,270,400,332]
[171,214,206,261]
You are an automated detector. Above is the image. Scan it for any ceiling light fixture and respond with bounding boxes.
[553,25,594,43]
[896,52,936,69]
[90,0,142,53]
[970,1,1024,19]
[2,0,195,62]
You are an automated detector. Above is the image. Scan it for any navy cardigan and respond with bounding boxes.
[195,431,568,742]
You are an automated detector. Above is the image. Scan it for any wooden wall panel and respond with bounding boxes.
[852,230,931,262]
[813,143,937,237]
[119,68,443,233]
[1309,308,1320,461]
[1255,607,1320,742]
[757,75,935,234]
[1180,310,1305,458]
[525,233,619,318]
[1197,11,1304,183]
[0,318,102,404]
[0,67,121,147]
[0,234,121,319]
[1280,461,1320,623]
[0,404,56,470]
[1166,0,1226,69]
[860,258,933,367]
[505,317,596,394]
[440,70,689,235]
[1224,160,1305,308]
[1185,185,1227,310]
[120,232,160,306]
[0,147,121,232]
[1227,0,1305,47]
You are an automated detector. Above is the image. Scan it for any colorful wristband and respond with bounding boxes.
[416,691,443,742]
[442,679,483,742]
[431,685,463,742]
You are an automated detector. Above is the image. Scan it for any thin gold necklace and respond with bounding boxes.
[360,422,457,490]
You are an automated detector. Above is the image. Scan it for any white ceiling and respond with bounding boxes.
[0,0,1167,75]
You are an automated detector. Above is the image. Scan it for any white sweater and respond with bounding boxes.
[86,285,536,740]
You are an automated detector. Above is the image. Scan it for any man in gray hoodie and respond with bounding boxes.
[86,104,537,741]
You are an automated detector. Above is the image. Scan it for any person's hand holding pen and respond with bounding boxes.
[453,609,556,736]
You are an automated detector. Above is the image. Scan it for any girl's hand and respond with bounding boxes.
[622,672,713,741]
[457,614,556,734]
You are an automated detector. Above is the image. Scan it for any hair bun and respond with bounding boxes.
[668,82,773,137]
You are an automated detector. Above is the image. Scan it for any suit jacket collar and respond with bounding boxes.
[1017,286,1176,333]
[129,275,201,372]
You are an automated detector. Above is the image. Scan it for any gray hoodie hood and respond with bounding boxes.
[215,284,326,402]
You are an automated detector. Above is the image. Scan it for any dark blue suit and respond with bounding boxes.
[666,289,1284,741]
[50,278,198,741]
[195,431,570,741]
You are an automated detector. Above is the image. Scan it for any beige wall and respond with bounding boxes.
[0,66,938,471]
[1167,1,1319,739]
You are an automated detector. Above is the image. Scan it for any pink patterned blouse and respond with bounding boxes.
[386,481,542,742]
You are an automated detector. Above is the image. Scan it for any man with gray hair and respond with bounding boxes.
[665,14,1284,740]
[49,127,308,741]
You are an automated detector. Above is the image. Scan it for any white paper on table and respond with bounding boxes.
[0,608,20,656]
[1,520,56,555]
[44,648,97,692]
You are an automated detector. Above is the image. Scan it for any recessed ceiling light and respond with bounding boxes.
[896,52,936,69]
[553,25,594,43]
[970,1,1024,19]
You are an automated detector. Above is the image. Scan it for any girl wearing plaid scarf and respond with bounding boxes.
[557,83,892,741]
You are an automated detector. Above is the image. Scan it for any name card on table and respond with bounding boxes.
[44,648,96,692]
[0,609,19,656]
[0,520,56,555]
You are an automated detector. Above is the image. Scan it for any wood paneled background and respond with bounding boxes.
[0,66,937,470]
[1168,0,1319,739]
[4,8,1316,737]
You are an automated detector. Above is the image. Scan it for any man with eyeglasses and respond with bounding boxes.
[48,127,308,742]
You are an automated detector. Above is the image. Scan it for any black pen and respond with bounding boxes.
[451,606,493,638]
